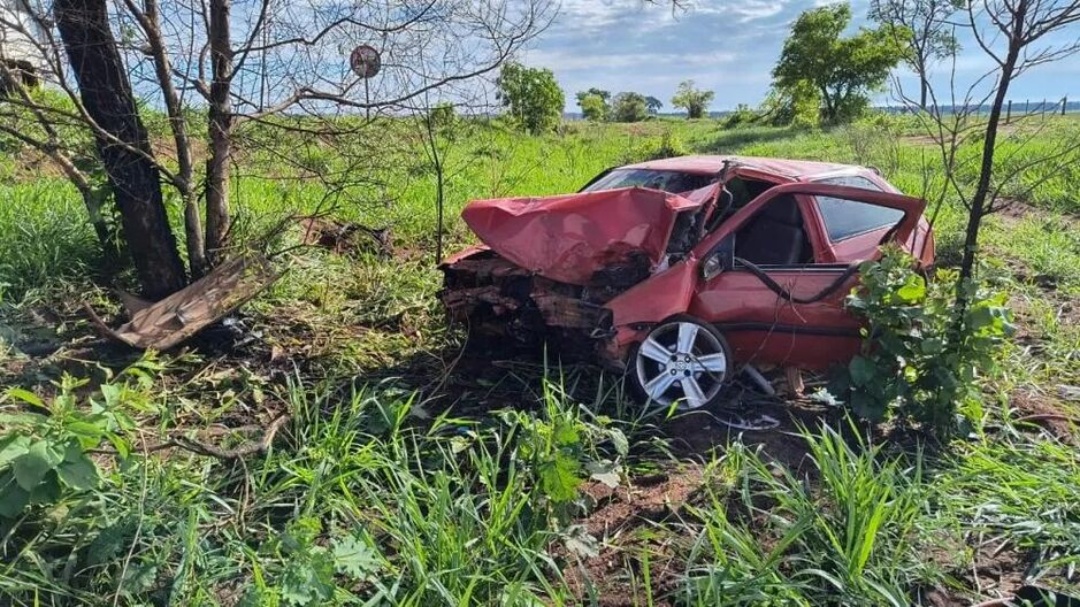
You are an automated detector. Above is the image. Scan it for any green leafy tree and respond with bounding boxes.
[760,80,821,128]
[575,87,611,104]
[671,80,714,119]
[578,93,608,121]
[772,3,907,124]
[575,88,612,121]
[869,0,960,109]
[610,91,649,122]
[645,96,663,114]
[497,62,565,134]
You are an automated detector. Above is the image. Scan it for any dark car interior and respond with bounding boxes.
[733,194,814,266]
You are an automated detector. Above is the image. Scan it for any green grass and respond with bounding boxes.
[2,114,1080,605]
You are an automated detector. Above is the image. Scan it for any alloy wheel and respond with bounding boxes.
[634,318,729,409]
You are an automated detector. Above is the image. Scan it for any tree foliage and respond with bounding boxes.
[869,0,961,109]
[610,91,649,123]
[645,96,663,114]
[578,93,607,121]
[772,3,907,123]
[576,88,610,121]
[760,80,821,128]
[575,87,611,104]
[670,80,713,119]
[841,247,1010,437]
[498,62,565,134]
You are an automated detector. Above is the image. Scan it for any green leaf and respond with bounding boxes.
[57,444,99,491]
[0,434,31,468]
[607,428,629,458]
[66,421,106,442]
[895,274,926,303]
[12,440,64,490]
[0,413,45,426]
[28,471,61,505]
[5,388,45,409]
[281,552,335,606]
[538,452,581,503]
[331,535,379,580]
[552,420,580,448]
[0,471,31,518]
[848,356,876,387]
[87,522,136,567]
[121,563,158,593]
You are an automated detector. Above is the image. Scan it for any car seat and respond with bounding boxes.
[734,195,808,265]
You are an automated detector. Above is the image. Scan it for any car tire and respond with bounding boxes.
[628,314,733,410]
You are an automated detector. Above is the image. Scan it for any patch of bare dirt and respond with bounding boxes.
[1010,388,1080,443]
[995,197,1079,227]
[560,465,705,607]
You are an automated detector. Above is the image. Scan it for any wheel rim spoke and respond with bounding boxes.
[681,377,707,408]
[644,372,678,401]
[639,337,672,363]
[676,323,698,354]
[693,352,727,374]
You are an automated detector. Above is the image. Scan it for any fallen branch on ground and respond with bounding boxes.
[92,413,291,460]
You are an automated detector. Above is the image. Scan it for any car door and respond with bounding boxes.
[687,182,926,370]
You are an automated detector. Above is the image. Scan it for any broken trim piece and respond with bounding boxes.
[86,253,282,350]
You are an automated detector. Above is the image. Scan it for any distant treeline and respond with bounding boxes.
[564,99,1080,120]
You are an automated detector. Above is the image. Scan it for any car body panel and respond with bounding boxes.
[459,184,718,286]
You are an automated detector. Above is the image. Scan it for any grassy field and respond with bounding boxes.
[1,114,1079,606]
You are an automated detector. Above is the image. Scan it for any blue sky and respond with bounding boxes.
[521,0,1080,112]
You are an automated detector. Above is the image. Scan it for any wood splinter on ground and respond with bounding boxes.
[84,253,282,350]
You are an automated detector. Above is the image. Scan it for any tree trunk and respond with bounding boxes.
[919,77,928,110]
[952,38,1021,334]
[205,0,233,265]
[54,0,187,300]
[820,87,835,124]
[138,0,207,278]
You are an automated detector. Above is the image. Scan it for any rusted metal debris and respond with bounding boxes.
[85,253,282,350]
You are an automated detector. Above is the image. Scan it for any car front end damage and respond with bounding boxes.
[438,185,718,368]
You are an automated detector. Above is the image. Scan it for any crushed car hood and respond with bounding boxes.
[460,185,717,286]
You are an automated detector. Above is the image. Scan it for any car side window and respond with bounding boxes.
[815,175,904,242]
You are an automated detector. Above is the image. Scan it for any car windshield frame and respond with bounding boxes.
[580,168,718,195]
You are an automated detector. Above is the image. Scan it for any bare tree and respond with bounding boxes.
[870,0,961,109]
[0,0,554,297]
[54,0,188,299]
[893,0,1080,329]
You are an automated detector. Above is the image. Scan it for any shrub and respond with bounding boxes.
[610,92,649,123]
[838,247,1012,437]
[0,368,149,518]
[429,102,457,128]
[722,104,759,128]
[579,93,608,121]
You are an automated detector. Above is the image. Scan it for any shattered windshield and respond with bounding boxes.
[582,169,718,194]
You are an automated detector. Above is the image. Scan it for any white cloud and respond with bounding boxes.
[524,48,737,72]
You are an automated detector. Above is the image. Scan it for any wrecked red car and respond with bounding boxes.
[440,155,934,409]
